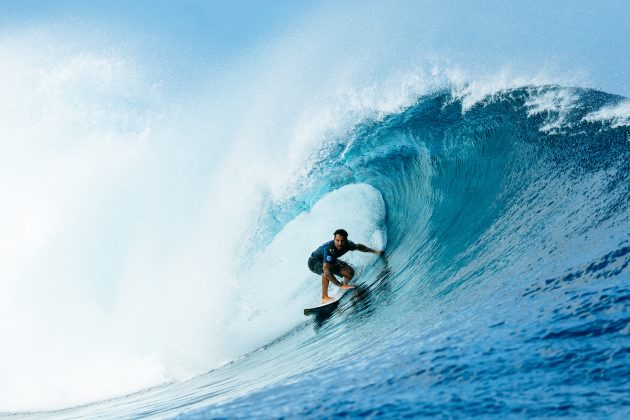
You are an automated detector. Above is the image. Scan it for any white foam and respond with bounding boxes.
[0,26,391,411]
[582,100,630,128]
[525,88,580,133]
[0,32,168,411]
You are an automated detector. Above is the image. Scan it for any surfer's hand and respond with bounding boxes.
[341,284,356,290]
[376,250,385,256]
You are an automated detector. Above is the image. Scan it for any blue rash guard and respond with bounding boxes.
[310,240,358,264]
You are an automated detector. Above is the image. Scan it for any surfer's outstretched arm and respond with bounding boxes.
[357,244,385,256]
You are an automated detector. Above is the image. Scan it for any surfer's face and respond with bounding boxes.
[334,234,346,250]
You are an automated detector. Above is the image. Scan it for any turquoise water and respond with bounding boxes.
[10,86,630,418]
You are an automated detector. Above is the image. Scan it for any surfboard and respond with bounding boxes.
[303,288,349,316]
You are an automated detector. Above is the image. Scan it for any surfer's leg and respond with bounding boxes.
[321,273,333,303]
[336,262,355,290]
[337,261,355,285]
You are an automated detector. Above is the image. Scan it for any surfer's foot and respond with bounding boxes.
[340,284,356,290]
[322,296,334,304]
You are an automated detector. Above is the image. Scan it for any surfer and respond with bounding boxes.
[308,229,384,304]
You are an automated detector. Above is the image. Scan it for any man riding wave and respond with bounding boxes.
[308,229,384,303]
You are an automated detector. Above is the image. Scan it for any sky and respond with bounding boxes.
[0,0,627,95]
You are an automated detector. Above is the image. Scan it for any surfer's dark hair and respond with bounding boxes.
[334,229,348,239]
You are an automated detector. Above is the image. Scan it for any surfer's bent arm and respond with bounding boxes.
[357,244,384,255]
[323,263,342,287]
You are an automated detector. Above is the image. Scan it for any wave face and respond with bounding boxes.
[19,85,630,418]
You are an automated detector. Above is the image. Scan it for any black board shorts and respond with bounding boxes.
[308,257,349,276]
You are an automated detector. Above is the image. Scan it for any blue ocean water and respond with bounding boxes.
[9,85,629,418]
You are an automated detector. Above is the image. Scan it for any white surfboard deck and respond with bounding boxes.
[303,288,349,316]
